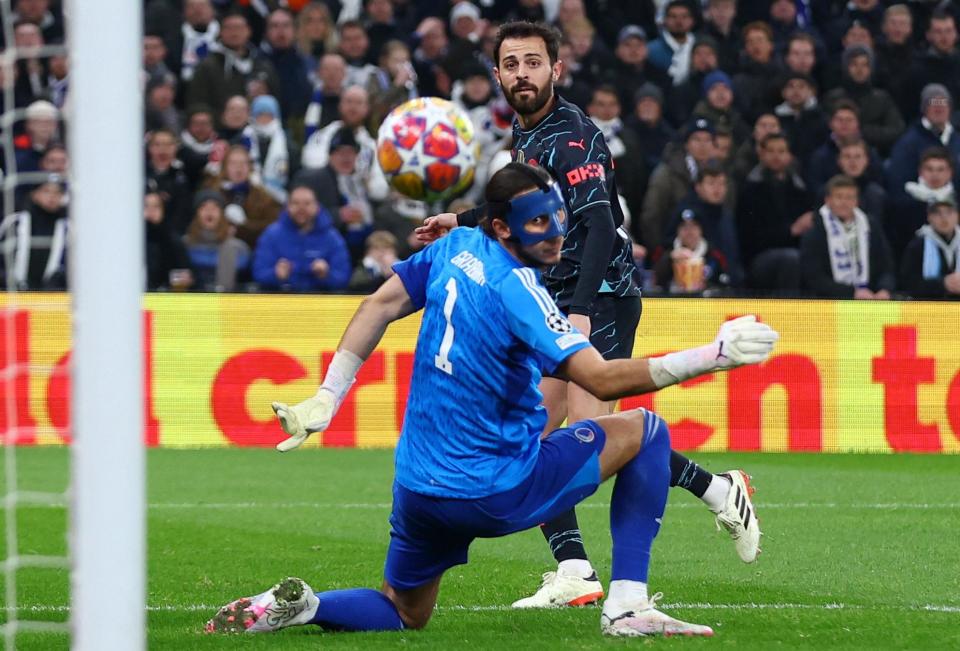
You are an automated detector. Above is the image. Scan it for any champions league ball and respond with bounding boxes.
[376,97,478,203]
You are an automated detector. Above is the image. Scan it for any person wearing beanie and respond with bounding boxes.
[902,9,960,123]
[691,70,749,147]
[600,24,670,112]
[886,83,960,202]
[899,198,960,299]
[624,83,677,175]
[823,44,904,155]
[774,72,828,167]
[250,94,291,203]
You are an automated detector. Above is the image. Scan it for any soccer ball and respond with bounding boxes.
[376,97,478,203]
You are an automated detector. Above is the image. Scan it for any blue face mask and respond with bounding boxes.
[505,183,568,246]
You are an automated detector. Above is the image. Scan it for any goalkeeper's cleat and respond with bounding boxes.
[511,569,604,608]
[715,470,762,563]
[601,593,714,637]
[205,577,319,633]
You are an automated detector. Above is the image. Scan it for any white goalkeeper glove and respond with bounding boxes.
[648,315,779,388]
[271,389,337,452]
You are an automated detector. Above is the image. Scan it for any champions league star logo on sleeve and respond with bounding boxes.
[546,312,573,334]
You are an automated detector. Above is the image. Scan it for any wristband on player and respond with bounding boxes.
[647,343,721,389]
[318,349,363,406]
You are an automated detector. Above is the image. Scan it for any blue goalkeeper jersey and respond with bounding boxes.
[391,227,591,498]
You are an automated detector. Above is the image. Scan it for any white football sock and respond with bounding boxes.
[558,558,594,579]
[606,580,648,609]
[702,473,732,513]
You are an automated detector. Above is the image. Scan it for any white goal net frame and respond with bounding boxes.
[1,1,144,649]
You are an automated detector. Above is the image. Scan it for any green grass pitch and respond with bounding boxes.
[3,448,959,650]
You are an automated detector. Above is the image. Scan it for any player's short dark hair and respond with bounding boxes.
[825,174,858,195]
[920,146,955,171]
[481,163,556,236]
[494,21,562,67]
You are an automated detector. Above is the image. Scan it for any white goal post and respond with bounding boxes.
[67,0,145,649]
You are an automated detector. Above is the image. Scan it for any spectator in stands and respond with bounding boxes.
[903,9,960,123]
[145,77,181,134]
[660,159,742,286]
[45,52,68,109]
[875,4,915,120]
[801,174,894,299]
[14,99,59,173]
[899,199,960,299]
[733,21,781,121]
[733,113,780,184]
[665,37,719,129]
[305,54,347,140]
[187,11,280,119]
[338,20,379,89]
[295,1,338,63]
[143,191,193,291]
[411,17,451,98]
[692,70,749,148]
[0,175,68,290]
[563,16,612,89]
[886,84,960,202]
[11,0,64,44]
[348,229,399,292]
[625,83,675,176]
[143,32,174,87]
[640,117,715,249]
[183,189,251,292]
[365,0,407,66]
[601,25,670,113]
[823,45,904,156]
[178,105,216,188]
[806,99,881,196]
[261,8,311,125]
[146,128,192,234]
[774,72,828,167]
[587,85,647,222]
[553,38,592,110]
[828,0,884,52]
[648,0,696,87]
[11,21,47,109]
[781,32,827,90]
[252,185,351,292]
[206,95,260,177]
[737,132,813,293]
[301,86,389,203]
[445,2,483,81]
[701,0,739,73]
[169,0,220,84]
[451,60,511,204]
[250,95,290,204]
[837,138,887,227]
[768,0,825,56]
[367,40,418,130]
[889,147,957,262]
[204,145,281,249]
[652,209,733,294]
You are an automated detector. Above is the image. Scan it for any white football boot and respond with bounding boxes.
[205,577,319,633]
[511,568,604,608]
[601,593,714,637]
[715,470,762,563]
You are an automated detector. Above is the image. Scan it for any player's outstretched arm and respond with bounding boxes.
[272,275,418,451]
[558,316,779,401]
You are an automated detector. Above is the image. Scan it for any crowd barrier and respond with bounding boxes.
[2,293,958,453]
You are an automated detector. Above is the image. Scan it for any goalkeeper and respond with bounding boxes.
[206,163,779,637]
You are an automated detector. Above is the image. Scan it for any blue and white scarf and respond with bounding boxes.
[821,205,870,287]
[917,224,960,279]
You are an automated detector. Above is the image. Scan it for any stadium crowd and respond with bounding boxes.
[2,0,960,300]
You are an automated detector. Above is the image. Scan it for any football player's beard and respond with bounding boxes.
[505,82,552,116]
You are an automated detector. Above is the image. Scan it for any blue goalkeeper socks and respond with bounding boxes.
[309,588,405,631]
[609,409,671,582]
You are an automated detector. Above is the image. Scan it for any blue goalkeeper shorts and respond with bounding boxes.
[384,420,606,591]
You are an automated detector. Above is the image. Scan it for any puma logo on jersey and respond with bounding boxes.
[567,138,585,150]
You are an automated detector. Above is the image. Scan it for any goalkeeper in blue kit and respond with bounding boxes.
[417,21,762,609]
[206,162,779,637]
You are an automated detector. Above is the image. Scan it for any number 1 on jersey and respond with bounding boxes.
[434,277,458,375]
